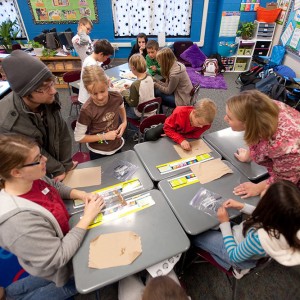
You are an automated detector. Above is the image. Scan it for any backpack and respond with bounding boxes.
[236,65,264,91]
[209,53,226,73]
[201,58,219,77]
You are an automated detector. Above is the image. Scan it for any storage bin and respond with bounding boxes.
[254,48,269,56]
[237,48,245,55]
[244,48,252,55]
[218,42,238,57]
[255,41,271,48]
[256,7,281,23]
[235,62,247,71]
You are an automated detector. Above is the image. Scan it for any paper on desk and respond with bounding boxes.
[173,139,212,159]
[190,158,233,184]
[63,166,101,188]
[88,231,142,269]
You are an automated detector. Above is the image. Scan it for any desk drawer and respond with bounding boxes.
[258,23,275,30]
[255,41,271,48]
[254,48,269,56]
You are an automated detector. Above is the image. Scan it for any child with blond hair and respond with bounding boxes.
[145,98,217,150]
[74,65,127,160]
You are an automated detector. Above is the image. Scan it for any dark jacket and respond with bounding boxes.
[0,92,73,177]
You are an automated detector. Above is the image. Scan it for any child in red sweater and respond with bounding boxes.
[145,98,216,150]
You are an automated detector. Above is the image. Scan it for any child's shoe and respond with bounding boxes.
[232,268,250,279]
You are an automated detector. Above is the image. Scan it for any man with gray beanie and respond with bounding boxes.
[0,50,76,181]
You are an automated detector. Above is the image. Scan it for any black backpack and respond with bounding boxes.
[236,65,264,91]
[208,53,226,74]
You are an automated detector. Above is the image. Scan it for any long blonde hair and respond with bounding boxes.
[0,134,37,189]
[156,47,177,79]
[226,90,279,145]
[82,65,107,92]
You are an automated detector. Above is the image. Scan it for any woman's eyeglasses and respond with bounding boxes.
[22,154,43,168]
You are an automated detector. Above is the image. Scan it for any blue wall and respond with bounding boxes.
[17,0,274,58]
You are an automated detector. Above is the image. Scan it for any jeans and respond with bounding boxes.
[193,230,258,271]
[5,276,77,300]
[125,106,139,119]
[154,88,176,108]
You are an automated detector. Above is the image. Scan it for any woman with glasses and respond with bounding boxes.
[0,133,105,299]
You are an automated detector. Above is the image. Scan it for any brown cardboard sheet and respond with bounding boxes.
[173,139,212,159]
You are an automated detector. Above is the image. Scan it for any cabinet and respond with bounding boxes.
[221,21,276,72]
[38,56,81,88]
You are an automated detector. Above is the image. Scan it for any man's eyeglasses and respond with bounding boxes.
[22,153,43,168]
[34,81,55,94]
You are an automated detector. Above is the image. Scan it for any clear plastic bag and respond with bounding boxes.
[189,187,224,217]
[108,159,138,181]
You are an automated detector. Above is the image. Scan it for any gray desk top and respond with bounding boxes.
[134,138,221,182]
[69,63,130,89]
[203,127,268,182]
[158,160,260,235]
[70,189,190,294]
[64,150,153,215]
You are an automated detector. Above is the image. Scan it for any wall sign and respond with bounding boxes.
[28,0,99,24]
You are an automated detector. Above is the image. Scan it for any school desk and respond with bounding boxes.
[134,138,221,182]
[69,189,190,294]
[158,160,260,235]
[203,127,268,182]
[64,150,153,215]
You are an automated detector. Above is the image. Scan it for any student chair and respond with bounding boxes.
[70,120,90,163]
[139,114,167,143]
[127,97,163,142]
[190,83,201,106]
[193,248,272,300]
[63,70,81,116]
[173,41,194,67]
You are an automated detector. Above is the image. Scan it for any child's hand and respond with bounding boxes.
[124,83,131,89]
[116,123,127,138]
[223,199,244,210]
[217,206,229,223]
[234,148,251,162]
[105,130,118,140]
[180,140,191,151]
[150,66,157,71]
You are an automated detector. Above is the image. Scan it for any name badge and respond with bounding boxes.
[42,187,50,195]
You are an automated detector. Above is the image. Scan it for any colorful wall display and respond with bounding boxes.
[28,0,99,24]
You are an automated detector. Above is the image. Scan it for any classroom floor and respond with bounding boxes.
[59,59,300,300]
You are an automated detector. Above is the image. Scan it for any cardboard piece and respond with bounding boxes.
[190,158,233,184]
[88,231,142,269]
[173,139,212,159]
[63,166,101,188]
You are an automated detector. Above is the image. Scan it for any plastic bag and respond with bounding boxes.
[189,187,224,217]
[108,159,138,181]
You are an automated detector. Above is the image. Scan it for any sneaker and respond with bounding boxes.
[232,268,251,279]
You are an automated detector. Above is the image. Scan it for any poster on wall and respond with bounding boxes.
[280,0,300,56]
[219,12,240,37]
[277,0,291,25]
[28,0,99,24]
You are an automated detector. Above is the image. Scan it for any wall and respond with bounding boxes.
[17,0,277,59]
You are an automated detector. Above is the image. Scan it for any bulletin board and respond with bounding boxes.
[280,0,300,57]
[28,0,99,24]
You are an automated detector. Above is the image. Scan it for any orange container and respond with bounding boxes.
[256,7,281,23]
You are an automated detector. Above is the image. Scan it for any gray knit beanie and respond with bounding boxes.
[2,50,52,97]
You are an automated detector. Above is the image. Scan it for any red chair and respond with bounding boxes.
[127,97,163,141]
[71,120,90,163]
[63,70,81,116]
[138,114,167,143]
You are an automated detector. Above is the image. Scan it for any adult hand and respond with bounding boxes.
[53,172,66,182]
[82,195,105,224]
[116,122,127,138]
[233,182,264,199]
[223,199,244,210]
[234,148,251,162]
[180,140,191,151]
[217,206,229,223]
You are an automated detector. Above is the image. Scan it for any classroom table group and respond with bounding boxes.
[67,64,266,294]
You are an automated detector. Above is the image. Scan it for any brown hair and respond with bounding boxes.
[142,276,189,300]
[133,33,148,52]
[82,65,107,92]
[146,40,159,50]
[243,180,300,250]
[0,134,37,189]
[93,39,114,56]
[156,47,177,79]
[129,53,147,73]
[194,98,217,123]
[78,16,93,29]
[226,90,279,145]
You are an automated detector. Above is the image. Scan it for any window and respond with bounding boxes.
[111,0,192,37]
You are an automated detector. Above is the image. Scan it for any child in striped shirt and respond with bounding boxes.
[193,180,300,278]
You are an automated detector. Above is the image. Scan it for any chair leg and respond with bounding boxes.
[69,103,73,116]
